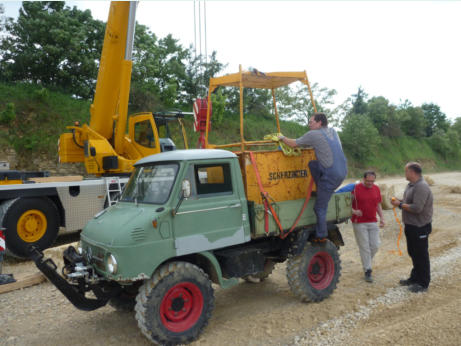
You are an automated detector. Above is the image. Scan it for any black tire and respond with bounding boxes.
[135,262,214,345]
[243,260,275,283]
[286,240,341,302]
[2,197,60,258]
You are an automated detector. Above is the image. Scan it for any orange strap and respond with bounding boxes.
[389,207,403,256]
[249,152,284,234]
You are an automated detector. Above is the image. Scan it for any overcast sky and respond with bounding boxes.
[3,1,461,120]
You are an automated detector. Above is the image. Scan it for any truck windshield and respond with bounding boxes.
[121,163,179,204]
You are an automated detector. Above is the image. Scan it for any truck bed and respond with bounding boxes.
[248,192,352,238]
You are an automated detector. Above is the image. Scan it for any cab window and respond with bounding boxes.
[134,120,156,148]
[194,163,232,196]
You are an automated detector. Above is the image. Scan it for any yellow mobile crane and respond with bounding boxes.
[0,1,189,257]
[59,1,187,175]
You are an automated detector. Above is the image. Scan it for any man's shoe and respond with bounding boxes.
[364,269,373,283]
[399,278,415,286]
[408,284,428,293]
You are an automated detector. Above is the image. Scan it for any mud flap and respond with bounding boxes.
[29,246,115,311]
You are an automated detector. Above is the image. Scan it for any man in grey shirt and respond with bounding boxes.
[279,112,347,240]
[391,162,433,293]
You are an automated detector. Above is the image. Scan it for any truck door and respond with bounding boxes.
[173,161,248,256]
[128,113,161,157]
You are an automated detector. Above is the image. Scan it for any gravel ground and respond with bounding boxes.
[1,172,460,345]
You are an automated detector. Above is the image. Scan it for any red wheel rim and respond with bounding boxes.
[307,251,334,290]
[160,282,204,332]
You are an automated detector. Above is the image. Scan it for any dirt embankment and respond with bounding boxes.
[1,172,461,346]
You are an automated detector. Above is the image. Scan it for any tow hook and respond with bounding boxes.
[29,246,117,311]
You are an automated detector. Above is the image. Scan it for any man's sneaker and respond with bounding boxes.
[399,278,415,286]
[364,269,373,283]
[408,284,428,293]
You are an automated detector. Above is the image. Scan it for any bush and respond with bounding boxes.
[340,113,381,162]
[0,102,16,125]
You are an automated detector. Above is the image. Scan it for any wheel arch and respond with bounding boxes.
[46,195,65,228]
[152,251,224,286]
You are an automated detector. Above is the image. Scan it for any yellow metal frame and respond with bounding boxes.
[204,65,317,150]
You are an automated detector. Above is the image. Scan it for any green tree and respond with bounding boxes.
[350,87,368,115]
[129,26,225,112]
[451,117,461,140]
[366,96,402,137]
[210,88,226,125]
[0,2,104,98]
[275,82,338,126]
[130,26,190,111]
[340,113,381,162]
[428,128,450,158]
[183,51,225,104]
[397,101,426,138]
[422,103,449,137]
[446,128,461,159]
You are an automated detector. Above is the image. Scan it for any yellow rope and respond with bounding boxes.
[263,133,302,156]
[389,197,403,256]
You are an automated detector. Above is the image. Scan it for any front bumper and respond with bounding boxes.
[30,246,120,311]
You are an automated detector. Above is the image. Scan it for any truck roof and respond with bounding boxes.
[135,149,237,166]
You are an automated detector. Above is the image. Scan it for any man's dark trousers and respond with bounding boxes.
[404,223,431,288]
[308,160,342,238]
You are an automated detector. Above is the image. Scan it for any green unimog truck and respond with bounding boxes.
[32,148,351,344]
[31,69,352,345]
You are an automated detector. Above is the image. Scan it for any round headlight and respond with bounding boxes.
[106,254,118,274]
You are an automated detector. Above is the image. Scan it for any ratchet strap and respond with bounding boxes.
[249,151,283,234]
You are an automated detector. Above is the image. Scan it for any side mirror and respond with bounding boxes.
[173,179,191,216]
[182,179,191,199]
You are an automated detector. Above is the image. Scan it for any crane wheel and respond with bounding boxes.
[1,197,59,258]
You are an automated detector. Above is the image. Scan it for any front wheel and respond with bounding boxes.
[135,262,214,345]
[286,240,341,302]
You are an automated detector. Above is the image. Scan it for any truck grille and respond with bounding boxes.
[131,228,147,241]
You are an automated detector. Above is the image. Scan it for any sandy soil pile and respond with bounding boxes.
[1,172,460,345]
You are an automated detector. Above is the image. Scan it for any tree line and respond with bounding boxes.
[1,2,460,166]
[340,88,461,163]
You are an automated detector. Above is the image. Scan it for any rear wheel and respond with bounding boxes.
[135,262,214,345]
[1,198,60,258]
[286,240,341,302]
